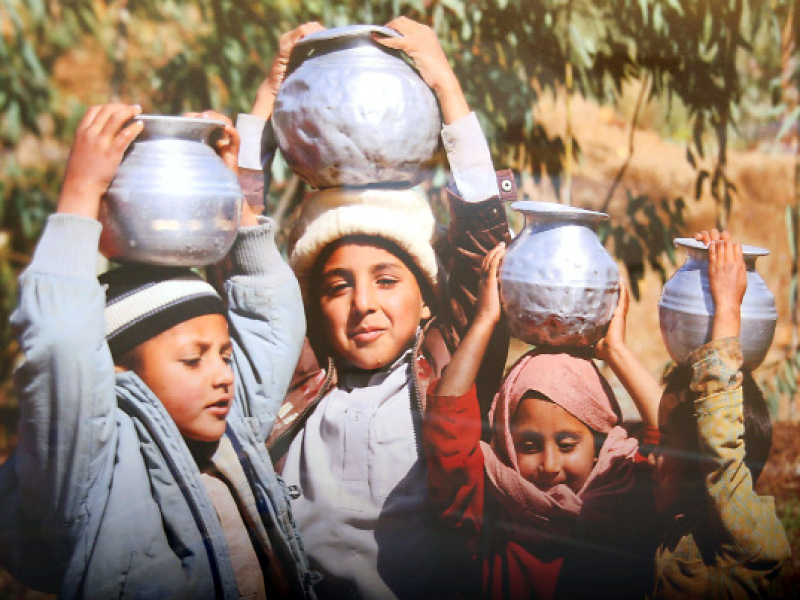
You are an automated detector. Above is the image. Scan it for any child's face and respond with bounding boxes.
[511,396,596,493]
[122,314,234,442]
[317,241,431,370]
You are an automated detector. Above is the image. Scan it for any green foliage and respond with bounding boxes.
[598,193,686,299]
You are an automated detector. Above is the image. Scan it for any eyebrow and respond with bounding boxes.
[322,261,404,279]
[371,262,403,274]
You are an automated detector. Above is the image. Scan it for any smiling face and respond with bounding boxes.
[120,314,234,442]
[315,240,431,371]
[511,395,597,493]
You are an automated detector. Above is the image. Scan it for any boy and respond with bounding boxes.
[236,18,514,599]
[652,230,790,598]
[0,104,316,598]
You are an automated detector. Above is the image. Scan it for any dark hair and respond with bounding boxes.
[662,365,772,483]
[305,234,438,362]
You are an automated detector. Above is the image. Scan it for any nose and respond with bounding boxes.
[352,280,377,316]
[539,445,561,478]
[214,356,235,390]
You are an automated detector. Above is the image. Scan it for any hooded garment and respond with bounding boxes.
[480,351,640,544]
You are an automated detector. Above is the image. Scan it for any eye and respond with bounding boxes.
[516,438,543,454]
[221,353,233,366]
[559,441,578,453]
[376,275,398,288]
[181,357,201,368]
[323,279,350,297]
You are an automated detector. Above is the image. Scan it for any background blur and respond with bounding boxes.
[2,0,800,597]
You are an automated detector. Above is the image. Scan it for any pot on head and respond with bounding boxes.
[499,201,620,348]
[272,25,441,189]
[99,115,243,267]
[658,238,777,369]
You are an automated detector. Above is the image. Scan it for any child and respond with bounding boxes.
[236,17,514,599]
[0,104,317,599]
[652,230,790,599]
[425,245,664,599]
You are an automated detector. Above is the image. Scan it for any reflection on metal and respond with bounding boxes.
[658,238,777,369]
[100,115,243,266]
[500,201,620,347]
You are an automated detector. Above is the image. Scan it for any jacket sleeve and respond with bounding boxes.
[0,214,118,590]
[236,114,277,211]
[688,338,791,565]
[223,216,306,441]
[443,181,513,426]
[424,383,485,553]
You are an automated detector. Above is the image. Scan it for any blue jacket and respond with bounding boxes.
[0,214,317,599]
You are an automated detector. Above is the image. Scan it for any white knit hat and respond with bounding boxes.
[289,187,438,298]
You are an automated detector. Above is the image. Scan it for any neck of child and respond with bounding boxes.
[185,437,220,471]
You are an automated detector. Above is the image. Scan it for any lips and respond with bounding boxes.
[349,327,384,343]
[206,398,231,417]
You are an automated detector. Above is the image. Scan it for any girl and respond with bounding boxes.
[425,245,663,599]
[651,231,790,599]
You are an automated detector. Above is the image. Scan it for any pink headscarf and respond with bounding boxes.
[479,351,639,541]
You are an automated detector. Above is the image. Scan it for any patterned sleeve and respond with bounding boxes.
[690,339,790,564]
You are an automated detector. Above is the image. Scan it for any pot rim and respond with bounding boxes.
[135,114,226,127]
[674,237,769,257]
[510,200,608,224]
[295,24,400,48]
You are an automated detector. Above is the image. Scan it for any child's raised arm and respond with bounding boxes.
[251,22,325,121]
[58,103,143,219]
[707,237,747,341]
[435,242,505,397]
[595,282,661,427]
[376,17,469,125]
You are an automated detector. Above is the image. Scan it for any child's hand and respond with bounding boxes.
[594,281,629,362]
[708,238,747,340]
[252,22,325,119]
[695,228,731,246]
[58,103,143,219]
[185,110,240,174]
[376,17,469,124]
[475,242,505,328]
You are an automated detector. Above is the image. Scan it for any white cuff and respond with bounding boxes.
[236,113,268,171]
[441,112,499,202]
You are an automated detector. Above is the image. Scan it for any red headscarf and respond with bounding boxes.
[480,351,639,541]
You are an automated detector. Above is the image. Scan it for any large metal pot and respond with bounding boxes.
[499,201,620,347]
[658,238,777,369]
[99,115,243,266]
[272,25,441,189]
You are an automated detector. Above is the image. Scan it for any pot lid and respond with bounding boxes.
[295,24,400,48]
[510,200,608,224]
[674,237,769,257]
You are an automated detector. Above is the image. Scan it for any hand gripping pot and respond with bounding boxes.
[272,25,442,189]
[499,201,620,348]
[658,238,777,369]
[99,115,243,267]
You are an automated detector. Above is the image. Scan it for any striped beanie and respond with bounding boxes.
[99,265,226,361]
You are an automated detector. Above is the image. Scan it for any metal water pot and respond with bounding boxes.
[99,115,243,267]
[499,201,620,347]
[658,238,777,369]
[272,25,441,189]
